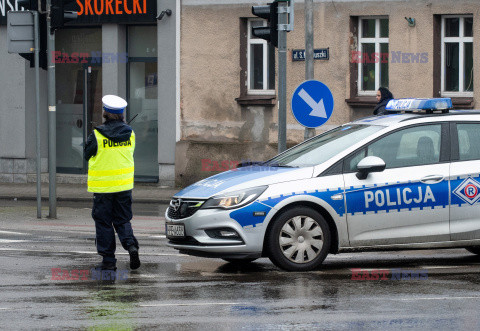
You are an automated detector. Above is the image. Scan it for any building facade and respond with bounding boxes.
[0,0,478,187]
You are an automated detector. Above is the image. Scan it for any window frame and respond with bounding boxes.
[126,24,159,182]
[246,19,276,96]
[357,16,389,96]
[342,123,451,173]
[126,25,158,117]
[441,15,474,97]
[451,122,480,162]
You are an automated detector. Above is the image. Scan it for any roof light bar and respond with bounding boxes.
[386,98,453,113]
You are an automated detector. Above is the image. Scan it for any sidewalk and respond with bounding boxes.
[0,182,180,204]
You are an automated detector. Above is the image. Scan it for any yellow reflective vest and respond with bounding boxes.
[88,130,135,193]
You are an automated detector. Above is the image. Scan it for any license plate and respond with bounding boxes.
[166,224,185,238]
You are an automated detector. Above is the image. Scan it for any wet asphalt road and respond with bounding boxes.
[1,200,480,329]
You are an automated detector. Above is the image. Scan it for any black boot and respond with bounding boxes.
[128,246,141,270]
[96,261,117,271]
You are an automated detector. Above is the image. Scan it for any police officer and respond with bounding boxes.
[84,95,140,271]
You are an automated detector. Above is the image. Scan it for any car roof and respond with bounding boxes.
[351,113,421,126]
[350,110,480,127]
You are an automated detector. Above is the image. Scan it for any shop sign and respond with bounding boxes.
[66,0,157,24]
[0,0,22,25]
[0,0,157,25]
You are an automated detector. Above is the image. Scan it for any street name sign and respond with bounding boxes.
[292,48,329,61]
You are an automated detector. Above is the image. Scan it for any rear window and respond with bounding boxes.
[457,123,480,161]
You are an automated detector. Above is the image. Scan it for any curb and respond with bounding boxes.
[0,196,172,204]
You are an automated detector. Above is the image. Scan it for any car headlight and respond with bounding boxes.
[201,186,268,210]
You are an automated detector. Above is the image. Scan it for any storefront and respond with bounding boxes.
[0,0,178,185]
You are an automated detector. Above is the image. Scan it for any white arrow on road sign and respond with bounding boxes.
[298,88,327,118]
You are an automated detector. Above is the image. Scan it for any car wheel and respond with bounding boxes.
[222,258,257,264]
[267,206,331,271]
[465,247,480,255]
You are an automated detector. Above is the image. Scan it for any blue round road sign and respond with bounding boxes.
[291,80,334,128]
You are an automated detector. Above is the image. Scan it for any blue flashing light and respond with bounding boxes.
[386,98,453,111]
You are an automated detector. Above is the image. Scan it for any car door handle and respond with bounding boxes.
[420,175,444,184]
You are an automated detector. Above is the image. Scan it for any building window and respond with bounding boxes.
[127,25,158,181]
[441,15,473,95]
[357,17,389,95]
[247,19,275,94]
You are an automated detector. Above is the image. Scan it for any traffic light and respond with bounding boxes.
[50,0,78,33]
[251,1,279,47]
[15,0,48,70]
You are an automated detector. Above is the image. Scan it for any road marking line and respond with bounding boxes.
[150,235,166,238]
[0,247,186,256]
[32,223,94,228]
[0,229,160,237]
[0,239,28,243]
[397,296,480,301]
[0,230,30,235]
[140,302,241,307]
[424,266,463,269]
[133,216,166,221]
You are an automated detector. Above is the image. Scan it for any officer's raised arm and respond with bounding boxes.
[83,132,98,161]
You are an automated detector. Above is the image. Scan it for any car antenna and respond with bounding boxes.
[128,113,139,125]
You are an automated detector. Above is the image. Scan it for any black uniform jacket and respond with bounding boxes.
[84,120,133,161]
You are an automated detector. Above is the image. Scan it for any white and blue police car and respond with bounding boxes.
[166,98,480,271]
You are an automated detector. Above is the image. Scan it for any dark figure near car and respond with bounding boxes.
[374,87,394,116]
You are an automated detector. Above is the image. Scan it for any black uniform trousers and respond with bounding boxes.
[92,190,139,263]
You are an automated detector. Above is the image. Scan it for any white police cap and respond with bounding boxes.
[102,95,127,114]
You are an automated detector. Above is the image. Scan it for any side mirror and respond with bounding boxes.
[356,156,386,180]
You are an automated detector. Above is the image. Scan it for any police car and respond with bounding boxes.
[166,98,480,271]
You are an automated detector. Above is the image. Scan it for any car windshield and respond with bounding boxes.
[265,124,384,167]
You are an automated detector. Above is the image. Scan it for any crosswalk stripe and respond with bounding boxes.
[140,302,241,307]
[0,247,185,256]
[0,230,29,235]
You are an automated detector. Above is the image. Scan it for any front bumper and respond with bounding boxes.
[165,207,265,258]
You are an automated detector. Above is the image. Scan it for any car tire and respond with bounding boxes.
[465,247,480,255]
[267,206,331,271]
[222,258,257,264]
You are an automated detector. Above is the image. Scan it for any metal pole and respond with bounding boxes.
[278,1,288,153]
[304,0,315,140]
[33,11,41,219]
[46,0,56,218]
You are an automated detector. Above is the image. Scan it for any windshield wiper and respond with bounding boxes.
[266,163,298,168]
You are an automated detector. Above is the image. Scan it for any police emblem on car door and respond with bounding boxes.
[343,123,450,246]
